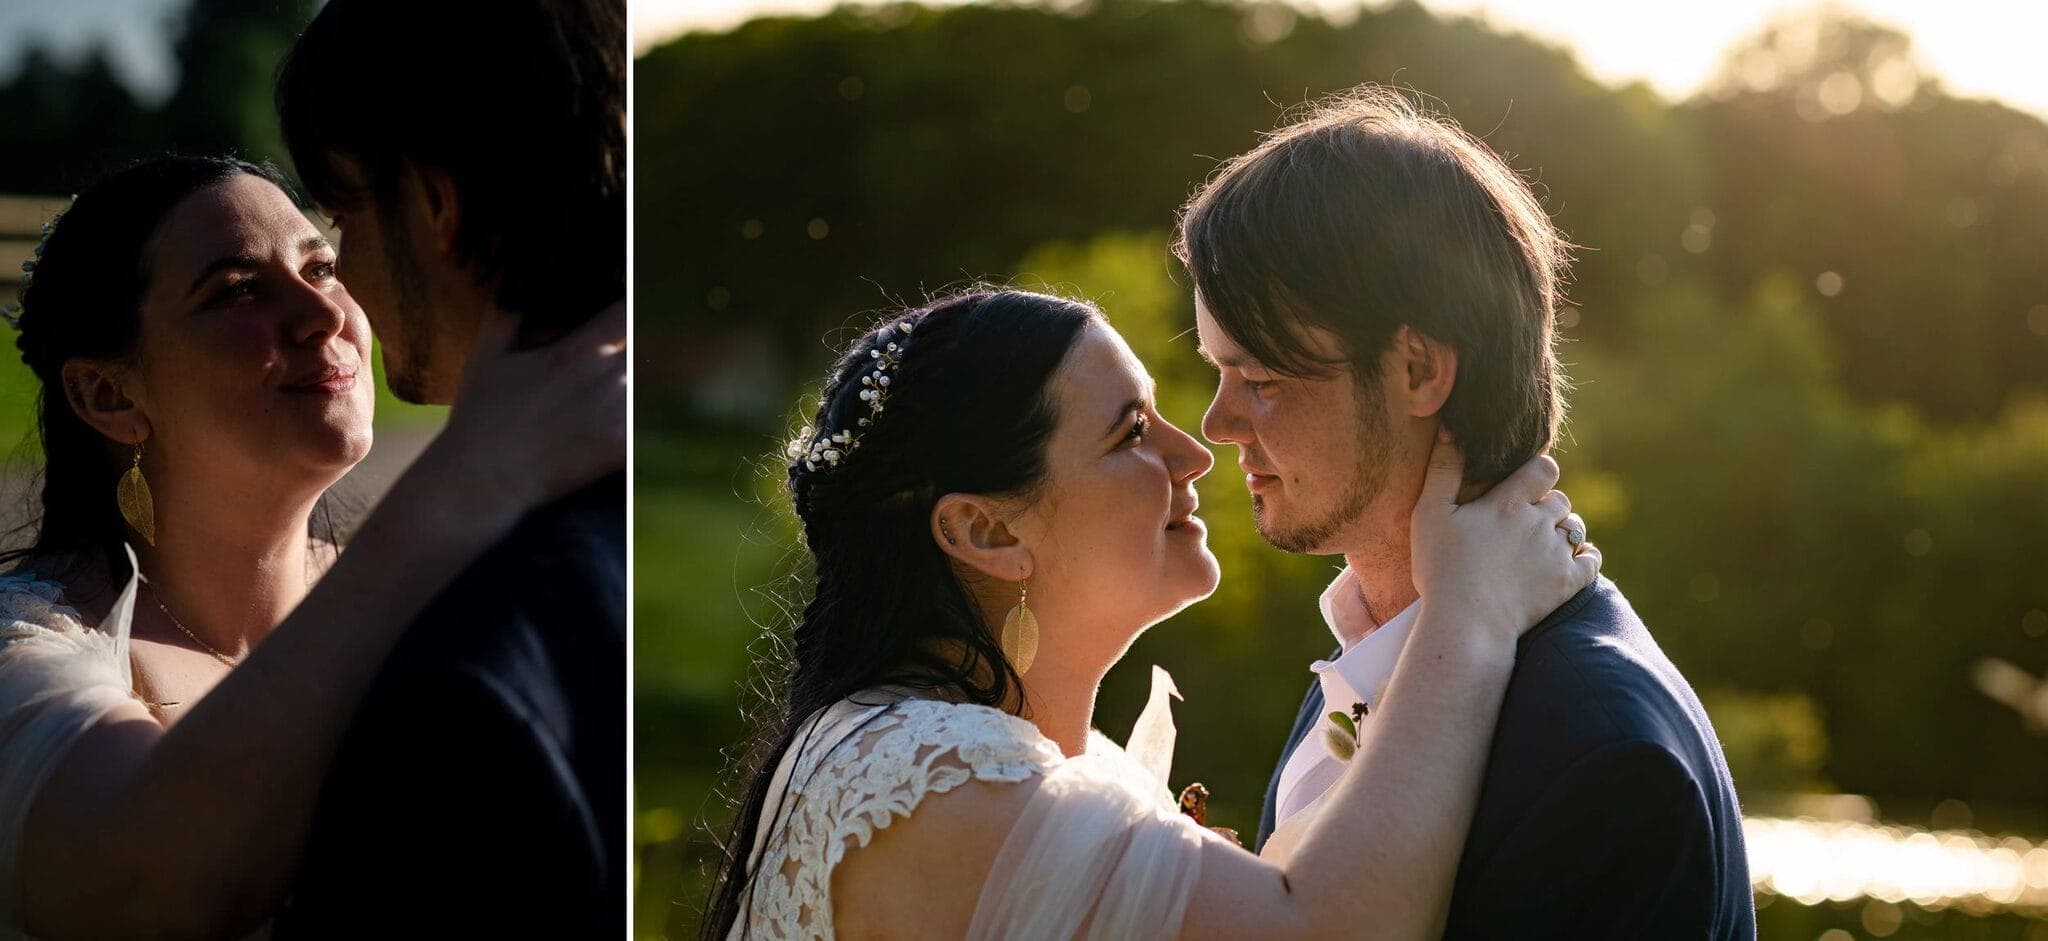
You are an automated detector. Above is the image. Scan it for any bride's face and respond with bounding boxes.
[126,175,375,499]
[1007,321,1220,656]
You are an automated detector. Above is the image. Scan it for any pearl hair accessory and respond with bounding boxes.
[786,319,915,473]
[2,210,62,331]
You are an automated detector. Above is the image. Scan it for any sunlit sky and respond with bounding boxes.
[1,1,2038,119]
[634,0,2048,120]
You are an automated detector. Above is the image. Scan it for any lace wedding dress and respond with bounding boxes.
[729,670,1217,940]
[0,553,142,939]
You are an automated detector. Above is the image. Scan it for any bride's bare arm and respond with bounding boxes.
[17,304,625,940]
[1180,436,1598,941]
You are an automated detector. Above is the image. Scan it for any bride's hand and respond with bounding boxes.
[428,299,628,510]
[1410,431,1601,646]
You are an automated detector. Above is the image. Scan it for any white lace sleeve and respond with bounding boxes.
[0,571,136,935]
[732,696,1063,940]
[732,694,1212,941]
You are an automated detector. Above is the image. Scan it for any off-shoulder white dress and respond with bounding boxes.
[729,674,1220,940]
[0,558,142,939]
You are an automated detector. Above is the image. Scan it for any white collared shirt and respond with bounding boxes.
[1272,566,1419,827]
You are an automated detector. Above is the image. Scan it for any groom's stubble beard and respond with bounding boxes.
[376,211,441,405]
[1254,374,1390,555]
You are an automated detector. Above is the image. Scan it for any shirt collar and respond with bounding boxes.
[1309,566,1420,714]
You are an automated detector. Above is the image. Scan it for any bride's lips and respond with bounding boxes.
[282,366,358,395]
[1165,494,1204,536]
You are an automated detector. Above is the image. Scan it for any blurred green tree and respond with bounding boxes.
[160,0,320,160]
[0,48,159,194]
[0,0,316,193]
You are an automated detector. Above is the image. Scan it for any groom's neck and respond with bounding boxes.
[1340,547,1420,645]
[425,281,497,406]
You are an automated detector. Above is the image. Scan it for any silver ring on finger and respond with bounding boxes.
[1560,525,1586,547]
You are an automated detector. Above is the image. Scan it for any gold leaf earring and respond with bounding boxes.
[1001,579,1039,675]
[117,444,155,547]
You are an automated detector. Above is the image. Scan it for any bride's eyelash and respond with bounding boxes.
[214,278,256,304]
[1122,414,1150,445]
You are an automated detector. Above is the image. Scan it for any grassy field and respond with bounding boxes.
[634,427,791,940]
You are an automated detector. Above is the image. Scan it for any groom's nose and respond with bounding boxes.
[1200,384,1248,447]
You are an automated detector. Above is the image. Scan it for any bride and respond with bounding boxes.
[704,289,1598,939]
[0,155,624,939]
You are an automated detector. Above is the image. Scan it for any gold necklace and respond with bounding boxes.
[142,578,239,667]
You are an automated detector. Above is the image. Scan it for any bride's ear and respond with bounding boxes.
[931,494,1032,583]
[58,359,150,446]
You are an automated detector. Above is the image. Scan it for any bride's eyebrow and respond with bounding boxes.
[184,254,261,298]
[184,236,335,297]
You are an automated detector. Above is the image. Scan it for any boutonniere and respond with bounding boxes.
[1321,701,1371,761]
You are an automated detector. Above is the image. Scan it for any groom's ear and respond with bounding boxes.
[409,164,464,258]
[931,494,1033,583]
[1392,325,1458,419]
[59,358,151,447]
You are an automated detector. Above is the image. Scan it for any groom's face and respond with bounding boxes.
[319,163,471,405]
[1195,298,1400,556]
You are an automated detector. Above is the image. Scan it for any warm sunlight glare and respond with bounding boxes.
[635,0,2048,120]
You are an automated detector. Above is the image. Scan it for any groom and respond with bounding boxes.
[266,0,625,936]
[1176,90,1755,937]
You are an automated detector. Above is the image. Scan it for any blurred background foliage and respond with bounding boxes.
[638,1,2048,937]
[0,0,311,194]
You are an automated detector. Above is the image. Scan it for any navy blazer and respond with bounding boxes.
[273,472,626,939]
[1256,578,1755,939]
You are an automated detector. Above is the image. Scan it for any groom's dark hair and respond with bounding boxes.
[275,0,625,332]
[1174,86,1571,487]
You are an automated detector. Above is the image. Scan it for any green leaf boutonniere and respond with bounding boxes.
[1321,701,1370,761]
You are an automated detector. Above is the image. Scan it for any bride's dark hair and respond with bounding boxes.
[1,155,345,585]
[702,288,1098,938]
